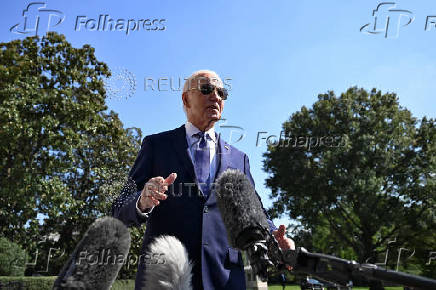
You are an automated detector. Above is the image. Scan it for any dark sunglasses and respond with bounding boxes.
[198,83,228,100]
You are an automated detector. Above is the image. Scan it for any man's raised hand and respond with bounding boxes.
[138,173,177,211]
[272,224,295,271]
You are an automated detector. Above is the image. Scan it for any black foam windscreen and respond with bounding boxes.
[53,216,131,290]
[215,168,270,250]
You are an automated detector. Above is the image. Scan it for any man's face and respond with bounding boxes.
[183,73,225,130]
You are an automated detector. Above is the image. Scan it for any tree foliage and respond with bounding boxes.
[0,237,28,276]
[0,32,144,276]
[263,87,435,277]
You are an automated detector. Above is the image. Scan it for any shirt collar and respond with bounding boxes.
[185,121,216,143]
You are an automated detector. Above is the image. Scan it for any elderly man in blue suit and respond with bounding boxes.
[112,70,294,289]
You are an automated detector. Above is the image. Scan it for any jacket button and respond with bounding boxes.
[204,206,208,213]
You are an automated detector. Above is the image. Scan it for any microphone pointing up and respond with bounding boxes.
[215,169,284,281]
[53,217,131,290]
[215,168,270,250]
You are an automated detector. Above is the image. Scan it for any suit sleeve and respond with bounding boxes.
[243,154,278,233]
[112,136,154,227]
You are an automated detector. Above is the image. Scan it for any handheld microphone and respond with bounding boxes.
[53,217,131,290]
[215,169,436,289]
[143,235,193,290]
[215,168,284,281]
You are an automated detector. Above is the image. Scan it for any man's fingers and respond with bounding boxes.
[272,230,281,241]
[149,176,165,184]
[273,225,286,239]
[149,184,168,194]
[146,189,167,200]
[145,181,168,195]
[278,225,286,236]
[163,173,177,186]
[141,174,176,208]
[273,225,296,252]
[145,179,162,192]
[150,196,160,206]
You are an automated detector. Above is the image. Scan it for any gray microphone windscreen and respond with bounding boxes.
[53,216,131,290]
[215,169,270,250]
[144,235,193,290]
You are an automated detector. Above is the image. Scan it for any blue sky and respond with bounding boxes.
[1,0,435,229]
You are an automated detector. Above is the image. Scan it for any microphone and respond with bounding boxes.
[215,169,436,289]
[53,217,131,290]
[215,168,284,281]
[143,235,193,290]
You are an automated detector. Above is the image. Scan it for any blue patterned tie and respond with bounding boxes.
[193,132,210,197]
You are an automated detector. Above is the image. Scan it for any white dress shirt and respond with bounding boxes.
[136,121,218,217]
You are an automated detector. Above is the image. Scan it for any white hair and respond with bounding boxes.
[182,70,223,116]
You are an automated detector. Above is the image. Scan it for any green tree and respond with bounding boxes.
[263,87,435,279]
[0,237,28,276]
[0,32,144,276]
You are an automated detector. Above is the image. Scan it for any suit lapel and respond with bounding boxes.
[171,124,198,183]
[214,132,232,183]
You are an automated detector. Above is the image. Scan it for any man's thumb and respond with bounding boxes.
[275,225,286,239]
[164,173,177,185]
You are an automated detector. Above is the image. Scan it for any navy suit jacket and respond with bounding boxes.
[112,124,277,290]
